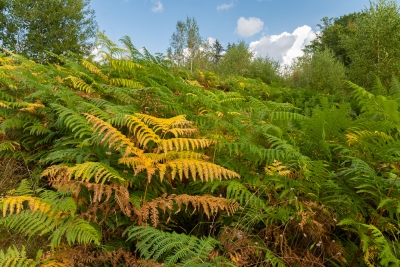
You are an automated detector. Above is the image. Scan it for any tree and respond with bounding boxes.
[0,0,98,62]
[247,56,280,84]
[306,13,359,67]
[289,49,346,94]
[212,39,224,65]
[168,16,202,72]
[217,40,253,76]
[343,0,400,88]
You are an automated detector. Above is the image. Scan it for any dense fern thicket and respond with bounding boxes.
[0,34,399,266]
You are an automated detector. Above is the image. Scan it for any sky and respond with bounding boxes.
[90,0,398,65]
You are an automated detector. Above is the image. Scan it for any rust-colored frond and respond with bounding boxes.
[55,181,132,218]
[67,76,94,93]
[84,113,143,157]
[1,196,52,216]
[125,115,161,147]
[109,78,143,88]
[41,165,70,186]
[81,60,108,82]
[158,159,240,182]
[160,138,214,153]
[136,194,241,227]
[43,246,161,267]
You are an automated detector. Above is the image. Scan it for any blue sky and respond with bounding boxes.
[90,0,398,65]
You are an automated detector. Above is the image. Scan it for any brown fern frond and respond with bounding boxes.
[81,60,108,82]
[84,113,143,157]
[158,159,240,182]
[45,246,162,267]
[41,165,70,186]
[136,194,241,227]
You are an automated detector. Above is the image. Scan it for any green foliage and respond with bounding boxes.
[217,40,253,76]
[0,0,98,62]
[0,246,41,267]
[289,49,347,94]
[0,31,399,267]
[125,226,220,266]
[343,0,400,88]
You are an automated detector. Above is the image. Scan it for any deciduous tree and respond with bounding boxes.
[0,0,98,62]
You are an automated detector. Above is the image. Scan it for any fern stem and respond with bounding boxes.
[349,168,400,267]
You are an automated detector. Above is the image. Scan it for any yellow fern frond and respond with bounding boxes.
[159,159,239,182]
[43,162,126,185]
[81,60,108,82]
[67,76,94,93]
[265,159,293,177]
[0,101,9,108]
[109,78,143,88]
[69,162,126,184]
[19,102,45,114]
[125,115,161,147]
[110,59,144,72]
[160,138,214,153]
[135,113,196,137]
[346,130,393,146]
[40,260,68,267]
[1,196,52,216]
[84,113,143,157]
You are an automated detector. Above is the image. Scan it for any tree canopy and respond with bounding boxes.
[0,0,98,62]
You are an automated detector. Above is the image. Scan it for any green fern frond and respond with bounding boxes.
[109,78,143,88]
[0,246,39,267]
[52,104,92,139]
[124,226,220,267]
[0,140,20,152]
[271,111,308,121]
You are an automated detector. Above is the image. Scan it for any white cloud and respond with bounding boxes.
[217,3,235,11]
[235,17,264,37]
[249,25,317,66]
[151,0,164,12]
[207,37,216,46]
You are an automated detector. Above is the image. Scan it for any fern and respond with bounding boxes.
[0,182,101,249]
[0,246,40,267]
[125,226,220,267]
